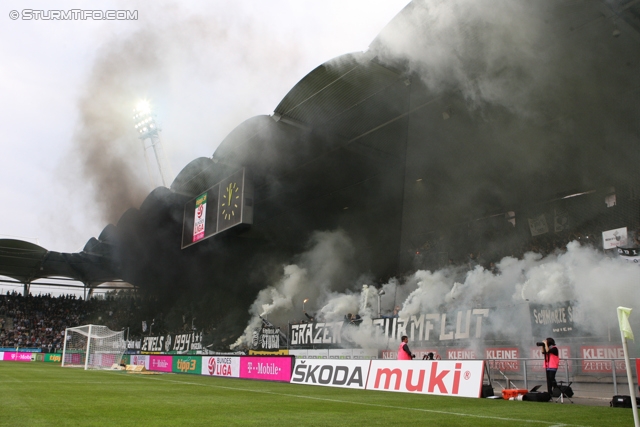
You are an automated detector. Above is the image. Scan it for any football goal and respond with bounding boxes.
[62,324,126,370]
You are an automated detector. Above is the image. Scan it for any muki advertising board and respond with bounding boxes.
[366,360,484,398]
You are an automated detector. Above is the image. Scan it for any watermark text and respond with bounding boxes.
[10,10,138,21]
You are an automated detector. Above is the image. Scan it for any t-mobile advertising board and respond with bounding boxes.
[528,346,572,371]
[201,356,240,378]
[240,356,292,382]
[366,360,484,398]
[580,345,626,373]
[290,359,370,389]
[149,355,173,372]
[2,352,33,362]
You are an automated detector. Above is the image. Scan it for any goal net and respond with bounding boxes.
[62,325,126,370]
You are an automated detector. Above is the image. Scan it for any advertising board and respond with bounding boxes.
[201,356,240,378]
[149,355,173,372]
[366,360,484,398]
[239,356,292,382]
[485,347,520,372]
[3,352,33,362]
[528,346,572,372]
[580,345,626,373]
[446,348,477,360]
[44,353,62,363]
[129,354,149,369]
[172,356,202,375]
[290,359,370,389]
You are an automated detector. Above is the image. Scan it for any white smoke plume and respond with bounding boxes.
[234,231,640,350]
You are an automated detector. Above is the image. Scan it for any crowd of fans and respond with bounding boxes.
[0,291,140,352]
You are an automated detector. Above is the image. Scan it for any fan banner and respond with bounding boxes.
[289,308,492,348]
[618,247,640,264]
[602,227,628,250]
[528,214,549,236]
[529,301,576,337]
[366,360,484,398]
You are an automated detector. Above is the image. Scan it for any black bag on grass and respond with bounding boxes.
[610,395,640,408]
[481,384,494,398]
[522,392,551,402]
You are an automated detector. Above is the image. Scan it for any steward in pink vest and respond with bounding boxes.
[397,335,414,360]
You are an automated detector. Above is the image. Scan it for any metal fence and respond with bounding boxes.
[485,358,638,399]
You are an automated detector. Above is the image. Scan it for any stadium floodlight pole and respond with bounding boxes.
[132,100,173,187]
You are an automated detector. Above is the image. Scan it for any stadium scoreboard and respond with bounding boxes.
[181,168,253,248]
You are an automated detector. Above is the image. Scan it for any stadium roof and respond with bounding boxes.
[0,238,124,293]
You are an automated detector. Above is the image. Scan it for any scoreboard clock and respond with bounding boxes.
[181,168,253,248]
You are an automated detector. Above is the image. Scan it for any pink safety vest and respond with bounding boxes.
[544,346,560,369]
[398,341,411,360]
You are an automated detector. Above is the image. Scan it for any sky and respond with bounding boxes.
[0,0,409,295]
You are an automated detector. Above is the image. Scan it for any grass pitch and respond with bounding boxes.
[0,362,634,426]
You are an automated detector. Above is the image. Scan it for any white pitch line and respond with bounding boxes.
[123,374,585,427]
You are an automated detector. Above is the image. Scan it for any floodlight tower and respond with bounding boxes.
[132,100,173,187]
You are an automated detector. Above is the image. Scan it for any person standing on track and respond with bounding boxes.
[397,335,415,360]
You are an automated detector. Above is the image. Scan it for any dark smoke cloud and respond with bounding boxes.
[70,6,305,225]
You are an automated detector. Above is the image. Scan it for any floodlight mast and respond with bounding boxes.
[132,101,173,187]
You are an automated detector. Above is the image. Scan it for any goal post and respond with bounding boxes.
[62,324,126,370]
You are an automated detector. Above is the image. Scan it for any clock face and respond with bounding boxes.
[221,181,240,221]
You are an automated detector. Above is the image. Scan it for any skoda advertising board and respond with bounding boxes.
[291,359,370,389]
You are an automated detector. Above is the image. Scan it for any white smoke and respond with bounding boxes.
[233,231,640,350]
